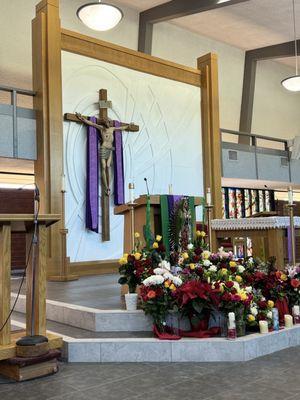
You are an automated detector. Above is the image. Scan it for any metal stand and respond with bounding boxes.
[205,205,214,251]
[287,203,297,266]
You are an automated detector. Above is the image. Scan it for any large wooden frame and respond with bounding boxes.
[32,0,222,278]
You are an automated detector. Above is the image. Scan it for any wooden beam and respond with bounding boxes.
[64,113,139,131]
[198,53,222,219]
[0,224,11,346]
[61,29,201,87]
[138,0,250,53]
[240,39,300,137]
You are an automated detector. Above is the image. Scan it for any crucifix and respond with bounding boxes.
[64,89,139,242]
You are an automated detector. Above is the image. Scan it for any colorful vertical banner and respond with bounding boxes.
[265,190,271,212]
[258,190,265,213]
[236,189,243,219]
[244,189,251,217]
[250,189,258,215]
[222,188,227,219]
[228,188,236,219]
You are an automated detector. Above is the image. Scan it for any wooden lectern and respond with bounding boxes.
[0,214,62,360]
[115,195,202,253]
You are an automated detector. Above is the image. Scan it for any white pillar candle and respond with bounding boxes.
[259,320,269,334]
[292,305,300,316]
[168,184,173,195]
[61,175,66,192]
[284,314,293,328]
[206,187,211,206]
[129,182,135,203]
[228,312,236,329]
[288,186,294,205]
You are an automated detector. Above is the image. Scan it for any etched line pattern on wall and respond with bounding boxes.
[62,52,202,262]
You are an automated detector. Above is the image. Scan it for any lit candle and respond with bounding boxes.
[206,187,211,206]
[168,184,173,195]
[288,186,293,205]
[129,182,135,204]
[259,320,269,334]
[284,314,293,328]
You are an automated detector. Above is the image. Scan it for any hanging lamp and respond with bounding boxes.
[77,1,123,31]
[281,0,300,92]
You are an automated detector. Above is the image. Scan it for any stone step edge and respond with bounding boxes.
[11,293,152,332]
[63,326,300,362]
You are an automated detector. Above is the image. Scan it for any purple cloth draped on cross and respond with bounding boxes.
[113,120,125,205]
[86,117,99,232]
[86,117,125,232]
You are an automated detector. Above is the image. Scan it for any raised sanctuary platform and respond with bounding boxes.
[10,275,300,363]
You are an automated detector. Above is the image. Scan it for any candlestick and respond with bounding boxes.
[288,186,294,205]
[206,187,211,206]
[168,184,173,195]
[284,314,293,328]
[286,202,296,266]
[259,320,269,334]
[61,175,66,193]
[205,203,214,252]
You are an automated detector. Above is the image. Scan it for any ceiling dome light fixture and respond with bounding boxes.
[77,1,123,31]
[281,0,300,92]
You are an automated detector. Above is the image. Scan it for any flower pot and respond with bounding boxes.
[165,311,191,335]
[236,320,246,337]
[125,293,138,311]
[209,310,227,337]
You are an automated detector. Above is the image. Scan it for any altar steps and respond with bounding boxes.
[11,310,300,363]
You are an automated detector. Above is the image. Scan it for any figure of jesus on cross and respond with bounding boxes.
[75,113,136,196]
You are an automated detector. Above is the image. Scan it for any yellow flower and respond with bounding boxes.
[202,250,211,259]
[239,292,247,301]
[134,252,141,261]
[220,268,228,276]
[169,283,176,291]
[119,257,127,265]
[235,275,243,283]
[182,252,189,260]
[156,235,162,242]
[164,280,170,288]
[248,314,255,322]
[281,274,288,281]
[229,261,237,267]
[200,231,206,237]
[153,242,159,249]
[189,263,196,270]
[134,232,140,238]
[196,230,201,237]
[268,300,274,309]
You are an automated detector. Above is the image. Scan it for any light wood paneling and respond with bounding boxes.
[0,224,11,345]
[61,29,201,87]
[197,53,222,218]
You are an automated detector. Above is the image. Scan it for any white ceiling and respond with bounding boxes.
[116,0,300,67]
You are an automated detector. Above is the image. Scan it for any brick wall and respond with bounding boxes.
[0,188,34,270]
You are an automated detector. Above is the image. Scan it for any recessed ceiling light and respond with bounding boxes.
[77,1,123,31]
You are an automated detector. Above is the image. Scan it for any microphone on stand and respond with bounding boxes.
[144,178,150,196]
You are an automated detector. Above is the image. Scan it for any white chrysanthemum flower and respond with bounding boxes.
[187,243,194,250]
[143,275,164,286]
[233,281,240,291]
[159,260,171,271]
[203,259,211,267]
[172,276,183,287]
[250,307,258,316]
[153,268,165,275]
[245,286,253,293]
[163,272,174,281]
[238,265,245,273]
[208,265,217,272]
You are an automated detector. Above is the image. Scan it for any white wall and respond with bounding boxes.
[62,52,202,261]
[0,0,299,138]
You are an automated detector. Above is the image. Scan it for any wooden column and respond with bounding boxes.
[198,53,222,218]
[0,224,11,345]
[32,0,72,280]
[266,229,285,270]
[26,224,47,336]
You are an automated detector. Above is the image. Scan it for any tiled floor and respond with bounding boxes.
[1,347,300,400]
[11,274,123,309]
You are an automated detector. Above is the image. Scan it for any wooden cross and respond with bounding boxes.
[64,88,139,242]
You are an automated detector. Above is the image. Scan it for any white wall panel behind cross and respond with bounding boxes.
[62,51,202,262]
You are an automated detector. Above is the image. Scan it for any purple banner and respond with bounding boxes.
[86,117,99,232]
[113,120,125,205]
